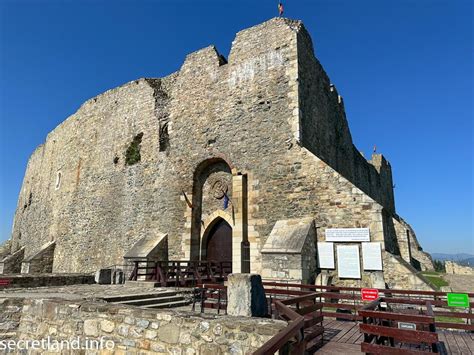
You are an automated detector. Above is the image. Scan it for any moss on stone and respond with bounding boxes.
[125,133,143,166]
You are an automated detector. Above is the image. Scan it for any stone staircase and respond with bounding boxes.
[102,290,191,309]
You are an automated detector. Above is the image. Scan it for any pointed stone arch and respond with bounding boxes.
[200,211,234,260]
[187,156,249,273]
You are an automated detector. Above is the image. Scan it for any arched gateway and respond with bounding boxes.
[189,157,249,273]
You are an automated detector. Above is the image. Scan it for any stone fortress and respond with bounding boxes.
[0,18,435,290]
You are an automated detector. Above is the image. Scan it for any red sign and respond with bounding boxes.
[361,288,379,301]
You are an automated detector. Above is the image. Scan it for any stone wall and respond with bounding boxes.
[0,248,24,274]
[1,298,285,354]
[21,241,55,274]
[7,18,432,289]
[0,274,94,288]
[296,25,395,214]
[0,240,12,260]
[445,261,474,275]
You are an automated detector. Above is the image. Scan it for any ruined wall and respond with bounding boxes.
[399,218,434,271]
[445,261,474,275]
[1,298,285,354]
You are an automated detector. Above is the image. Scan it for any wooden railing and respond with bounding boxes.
[129,260,232,286]
[193,282,471,354]
[192,283,227,314]
[255,292,324,355]
[261,282,474,330]
[359,298,445,354]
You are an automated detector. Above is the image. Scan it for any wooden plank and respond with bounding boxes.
[452,332,472,354]
[437,331,451,354]
[347,324,364,344]
[361,342,432,354]
[316,341,363,354]
[359,310,435,324]
[304,315,323,328]
[253,317,304,355]
[460,333,474,352]
[338,323,360,343]
[330,321,356,342]
[360,324,438,344]
[442,330,460,354]
[296,303,323,315]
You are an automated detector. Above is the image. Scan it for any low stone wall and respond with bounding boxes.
[1,298,285,354]
[21,241,55,274]
[0,248,24,274]
[445,261,474,275]
[0,274,94,288]
[383,254,434,291]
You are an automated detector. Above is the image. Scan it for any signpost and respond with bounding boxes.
[361,288,379,301]
[447,293,469,308]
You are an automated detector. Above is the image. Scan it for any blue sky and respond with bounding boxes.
[0,0,472,254]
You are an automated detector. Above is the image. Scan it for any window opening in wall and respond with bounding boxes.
[55,171,62,190]
[159,123,169,152]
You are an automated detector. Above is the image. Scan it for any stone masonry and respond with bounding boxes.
[0,297,285,354]
[1,18,434,289]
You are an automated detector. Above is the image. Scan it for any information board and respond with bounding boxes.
[362,242,383,271]
[317,242,335,269]
[325,228,370,242]
[447,293,469,308]
[337,245,361,279]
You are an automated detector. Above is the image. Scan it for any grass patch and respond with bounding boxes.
[422,274,449,290]
[436,316,465,324]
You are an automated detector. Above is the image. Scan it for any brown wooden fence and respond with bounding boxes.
[359,299,445,354]
[129,260,232,286]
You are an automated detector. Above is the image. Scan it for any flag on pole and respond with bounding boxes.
[278,2,284,17]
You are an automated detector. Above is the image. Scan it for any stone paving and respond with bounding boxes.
[443,274,474,293]
[0,283,170,301]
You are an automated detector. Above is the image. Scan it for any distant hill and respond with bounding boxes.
[431,253,474,262]
[457,257,474,267]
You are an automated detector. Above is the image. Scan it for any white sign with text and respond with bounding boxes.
[317,242,335,269]
[337,245,361,279]
[362,242,383,271]
[325,228,370,242]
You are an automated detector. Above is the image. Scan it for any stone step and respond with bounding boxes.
[114,295,185,306]
[124,280,162,287]
[142,299,191,309]
[102,291,178,303]
[0,332,17,340]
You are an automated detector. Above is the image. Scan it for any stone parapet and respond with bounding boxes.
[21,241,55,274]
[1,297,285,354]
[0,273,94,288]
[0,247,24,274]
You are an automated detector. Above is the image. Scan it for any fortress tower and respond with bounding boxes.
[0,18,434,290]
